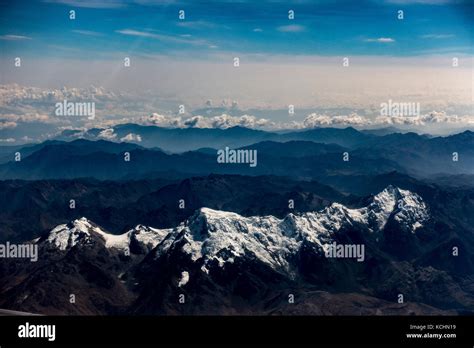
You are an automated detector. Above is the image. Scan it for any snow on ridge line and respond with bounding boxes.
[190,185,427,234]
[44,186,428,257]
[45,218,171,251]
[46,217,96,251]
[154,186,429,273]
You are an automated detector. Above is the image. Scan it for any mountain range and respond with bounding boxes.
[0,126,473,180]
[1,124,473,316]
[1,186,472,315]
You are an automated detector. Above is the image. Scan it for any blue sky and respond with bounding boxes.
[0,0,472,142]
[0,0,472,58]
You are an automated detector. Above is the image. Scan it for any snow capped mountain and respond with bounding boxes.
[46,217,171,253]
[367,185,428,232]
[42,186,429,275]
[316,185,429,233]
[152,185,429,275]
[46,217,97,251]
[127,224,171,252]
[159,208,302,274]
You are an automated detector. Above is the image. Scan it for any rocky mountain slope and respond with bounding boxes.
[1,186,472,315]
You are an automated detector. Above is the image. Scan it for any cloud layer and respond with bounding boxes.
[1,84,472,144]
[146,113,273,129]
[145,111,473,130]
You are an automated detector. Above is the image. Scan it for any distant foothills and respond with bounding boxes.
[0,124,472,180]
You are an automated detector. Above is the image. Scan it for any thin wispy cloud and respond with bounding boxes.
[72,30,103,36]
[421,34,455,39]
[277,25,305,33]
[176,21,224,29]
[365,37,395,43]
[0,34,31,40]
[45,0,127,9]
[116,29,156,38]
[116,29,212,46]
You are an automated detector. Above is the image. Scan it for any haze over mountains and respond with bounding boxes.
[0,125,473,180]
[52,123,437,151]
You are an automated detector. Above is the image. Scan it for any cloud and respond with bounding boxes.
[21,136,34,142]
[303,113,369,128]
[176,21,222,29]
[133,111,474,131]
[0,84,141,126]
[109,111,474,131]
[1,113,51,123]
[0,138,15,143]
[145,113,272,129]
[375,112,474,126]
[45,0,127,8]
[420,34,455,39]
[304,114,364,127]
[147,113,182,127]
[277,25,305,33]
[116,29,211,46]
[0,121,17,129]
[297,112,474,129]
[2,84,471,143]
[98,128,117,140]
[72,30,103,36]
[365,37,395,43]
[116,29,157,38]
[120,133,142,142]
[188,114,272,129]
[0,35,32,41]
[253,28,263,32]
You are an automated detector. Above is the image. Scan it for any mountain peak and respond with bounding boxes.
[187,207,251,241]
[367,186,428,232]
[45,218,171,253]
[46,217,97,250]
[371,185,400,209]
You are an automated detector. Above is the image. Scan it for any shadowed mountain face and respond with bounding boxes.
[353,130,474,176]
[0,186,472,315]
[0,139,403,180]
